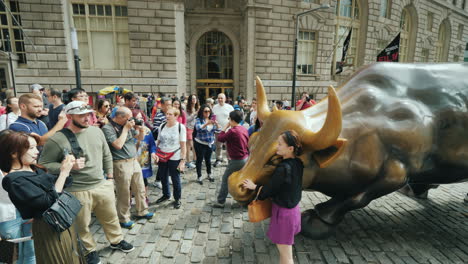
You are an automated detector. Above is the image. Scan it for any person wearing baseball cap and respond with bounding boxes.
[39,101,135,264]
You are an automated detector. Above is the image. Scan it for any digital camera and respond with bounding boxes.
[129,117,143,126]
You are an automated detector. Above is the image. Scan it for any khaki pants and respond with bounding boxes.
[215,134,225,161]
[113,158,148,223]
[70,180,122,253]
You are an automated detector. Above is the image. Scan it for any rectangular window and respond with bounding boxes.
[379,0,390,18]
[421,48,430,62]
[453,55,460,62]
[205,0,225,8]
[336,26,358,66]
[71,3,129,70]
[297,31,317,75]
[0,0,26,64]
[427,12,433,32]
[457,24,464,40]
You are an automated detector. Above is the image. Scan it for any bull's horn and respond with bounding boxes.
[303,85,342,150]
[256,76,271,120]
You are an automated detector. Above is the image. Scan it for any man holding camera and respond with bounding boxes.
[40,101,134,264]
[295,92,316,110]
[102,106,153,229]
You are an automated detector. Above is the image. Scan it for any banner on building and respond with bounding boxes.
[336,28,353,74]
[376,33,400,62]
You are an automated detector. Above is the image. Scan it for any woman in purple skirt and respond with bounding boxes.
[243,130,303,264]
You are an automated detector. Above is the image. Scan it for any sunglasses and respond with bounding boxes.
[67,105,92,113]
[204,110,211,113]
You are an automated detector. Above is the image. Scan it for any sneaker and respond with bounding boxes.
[169,178,173,185]
[207,174,214,182]
[197,177,203,185]
[110,240,134,253]
[136,212,154,220]
[156,195,170,204]
[186,162,196,169]
[213,160,221,167]
[212,202,225,208]
[153,181,162,189]
[86,251,101,264]
[120,221,135,229]
[174,200,181,209]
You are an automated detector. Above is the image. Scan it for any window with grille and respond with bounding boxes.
[297,31,317,74]
[196,31,233,79]
[379,0,391,18]
[457,24,464,40]
[335,0,360,66]
[205,0,225,8]
[0,0,26,64]
[435,21,449,62]
[426,12,433,32]
[421,48,430,62]
[71,3,129,70]
[399,8,411,62]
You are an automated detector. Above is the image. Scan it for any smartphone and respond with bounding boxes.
[210,114,217,121]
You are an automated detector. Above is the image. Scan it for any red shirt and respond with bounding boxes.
[217,125,249,160]
[296,99,316,110]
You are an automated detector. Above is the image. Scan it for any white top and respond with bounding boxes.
[157,122,187,160]
[212,103,234,128]
[0,112,19,131]
[249,110,257,125]
[0,171,17,223]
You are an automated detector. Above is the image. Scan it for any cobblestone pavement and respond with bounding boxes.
[90,163,468,263]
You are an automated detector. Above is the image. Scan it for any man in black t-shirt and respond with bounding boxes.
[47,89,65,129]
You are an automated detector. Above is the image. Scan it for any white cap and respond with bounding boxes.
[30,83,44,91]
[65,101,94,115]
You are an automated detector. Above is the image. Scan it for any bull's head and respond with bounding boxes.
[228,76,345,203]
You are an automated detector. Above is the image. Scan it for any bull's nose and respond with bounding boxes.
[228,171,255,203]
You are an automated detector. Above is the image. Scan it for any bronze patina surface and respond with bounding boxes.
[228,63,468,239]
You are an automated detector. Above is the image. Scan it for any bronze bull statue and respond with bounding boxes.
[229,62,468,239]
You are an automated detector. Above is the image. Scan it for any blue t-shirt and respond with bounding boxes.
[9,116,49,136]
[48,104,64,129]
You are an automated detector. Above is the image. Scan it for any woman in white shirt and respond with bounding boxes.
[0,130,35,264]
[0,97,20,131]
[154,108,186,209]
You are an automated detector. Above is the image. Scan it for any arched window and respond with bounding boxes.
[399,8,411,62]
[335,0,360,66]
[380,0,391,18]
[435,20,450,62]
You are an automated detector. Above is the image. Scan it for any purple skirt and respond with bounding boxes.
[267,203,301,245]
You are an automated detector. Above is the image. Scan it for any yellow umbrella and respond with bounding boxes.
[98,86,132,96]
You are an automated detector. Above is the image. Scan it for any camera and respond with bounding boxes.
[129,117,143,126]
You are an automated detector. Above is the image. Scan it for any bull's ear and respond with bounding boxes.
[312,138,347,168]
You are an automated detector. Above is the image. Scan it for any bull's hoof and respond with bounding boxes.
[399,184,438,199]
[301,209,336,239]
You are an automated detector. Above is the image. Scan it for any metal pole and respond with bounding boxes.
[291,17,299,110]
[6,34,16,96]
[291,5,330,110]
[70,28,82,89]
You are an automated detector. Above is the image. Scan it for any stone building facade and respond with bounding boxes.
[0,0,467,104]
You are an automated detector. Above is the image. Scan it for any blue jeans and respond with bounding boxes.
[158,160,182,200]
[0,210,35,264]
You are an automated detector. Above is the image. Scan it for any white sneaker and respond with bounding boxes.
[169,178,173,185]
[153,181,162,189]
[186,162,196,169]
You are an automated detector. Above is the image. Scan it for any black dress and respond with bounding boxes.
[2,169,84,264]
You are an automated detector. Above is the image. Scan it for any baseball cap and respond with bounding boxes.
[30,83,44,91]
[65,101,94,115]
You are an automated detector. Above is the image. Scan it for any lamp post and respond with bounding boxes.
[292,4,330,110]
[70,28,82,89]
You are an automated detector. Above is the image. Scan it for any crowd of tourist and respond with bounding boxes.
[0,84,319,264]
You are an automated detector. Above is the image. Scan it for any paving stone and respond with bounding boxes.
[205,241,219,257]
[139,243,157,258]
[254,239,268,253]
[170,230,183,241]
[174,254,188,264]
[180,240,192,254]
[198,223,209,233]
[331,247,350,263]
[220,223,233,234]
[191,246,204,263]
[184,228,196,240]
[163,241,179,258]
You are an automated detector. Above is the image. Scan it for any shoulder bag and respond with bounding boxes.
[156,122,181,162]
[248,186,272,223]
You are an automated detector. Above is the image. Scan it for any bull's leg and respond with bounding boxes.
[302,159,407,239]
[399,184,439,199]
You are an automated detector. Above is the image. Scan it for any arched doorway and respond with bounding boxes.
[196,31,234,102]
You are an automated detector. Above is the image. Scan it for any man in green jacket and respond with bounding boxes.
[39,101,134,264]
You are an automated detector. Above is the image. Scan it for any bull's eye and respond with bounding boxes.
[265,155,282,167]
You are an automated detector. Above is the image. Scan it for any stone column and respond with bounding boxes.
[245,5,256,101]
[175,2,186,96]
